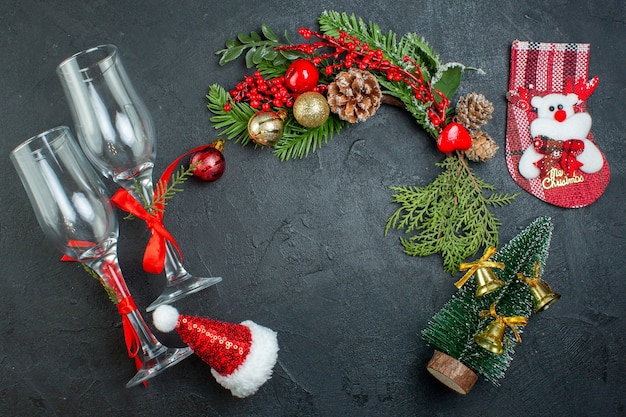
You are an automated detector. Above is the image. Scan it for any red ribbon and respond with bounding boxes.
[533,136,585,177]
[111,189,181,274]
[112,143,216,274]
[116,295,147,386]
[61,254,147,387]
[60,240,97,262]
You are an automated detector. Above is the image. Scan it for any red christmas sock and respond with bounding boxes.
[505,40,610,208]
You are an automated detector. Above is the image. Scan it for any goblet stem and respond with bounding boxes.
[115,170,221,312]
[84,247,193,387]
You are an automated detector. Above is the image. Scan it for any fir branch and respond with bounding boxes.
[151,164,197,213]
[274,114,345,161]
[124,164,196,220]
[318,11,443,78]
[207,84,256,145]
[318,10,480,135]
[81,264,120,305]
[385,156,517,273]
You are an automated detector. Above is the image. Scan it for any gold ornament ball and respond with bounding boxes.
[247,110,286,147]
[293,92,330,128]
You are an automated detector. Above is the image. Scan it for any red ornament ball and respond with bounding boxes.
[284,59,319,93]
[190,140,225,182]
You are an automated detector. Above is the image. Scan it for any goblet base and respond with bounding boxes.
[126,346,194,388]
[146,275,223,312]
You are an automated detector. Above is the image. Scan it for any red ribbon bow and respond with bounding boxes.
[111,189,181,275]
[533,136,585,177]
[112,143,217,275]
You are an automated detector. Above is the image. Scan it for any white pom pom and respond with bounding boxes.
[152,304,180,333]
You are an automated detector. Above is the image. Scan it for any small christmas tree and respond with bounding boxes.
[421,216,560,394]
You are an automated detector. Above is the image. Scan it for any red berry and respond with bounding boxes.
[190,143,225,182]
[284,59,319,93]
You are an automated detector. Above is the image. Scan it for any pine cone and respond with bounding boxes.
[456,93,494,130]
[463,130,499,162]
[327,69,382,123]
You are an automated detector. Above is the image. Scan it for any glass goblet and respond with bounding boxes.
[56,44,221,311]
[10,126,192,387]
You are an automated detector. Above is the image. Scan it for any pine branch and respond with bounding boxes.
[318,11,442,75]
[274,114,345,161]
[421,217,554,384]
[81,264,120,305]
[317,10,480,138]
[124,164,196,220]
[207,84,256,145]
[385,156,517,273]
[151,164,197,213]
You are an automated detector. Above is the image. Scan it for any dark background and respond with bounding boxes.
[1,1,624,416]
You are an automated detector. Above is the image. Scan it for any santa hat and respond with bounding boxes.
[152,305,279,398]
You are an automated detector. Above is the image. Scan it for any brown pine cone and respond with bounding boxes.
[456,93,494,130]
[463,130,499,162]
[327,69,382,123]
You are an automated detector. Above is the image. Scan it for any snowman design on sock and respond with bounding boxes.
[518,78,603,182]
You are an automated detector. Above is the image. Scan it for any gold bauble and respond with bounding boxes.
[247,110,286,146]
[293,92,330,128]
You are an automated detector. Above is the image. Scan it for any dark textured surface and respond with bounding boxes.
[1,1,624,416]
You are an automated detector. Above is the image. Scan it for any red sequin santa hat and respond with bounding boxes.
[153,305,278,398]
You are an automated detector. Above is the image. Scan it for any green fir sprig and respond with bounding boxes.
[421,216,554,384]
[151,164,198,212]
[126,163,197,219]
[207,84,257,145]
[81,264,120,305]
[318,11,476,136]
[385,155,518,273]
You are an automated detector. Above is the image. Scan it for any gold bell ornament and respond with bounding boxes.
[518,262,561,313]
[455,246,505,296]
[474,303,528,355]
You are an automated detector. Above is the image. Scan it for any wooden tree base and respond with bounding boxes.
[426,350,478,395]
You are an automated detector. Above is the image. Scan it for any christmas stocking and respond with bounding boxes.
[505,40,610,208]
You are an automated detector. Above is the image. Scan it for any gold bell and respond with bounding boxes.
[528,280,561,313]
[474,267,505,297]
[474,320,505,355]
[517,262,561,313]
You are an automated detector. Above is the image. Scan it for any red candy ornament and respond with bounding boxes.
[284,59,319,93]
[437,122,472,153]
[190,139,225,182]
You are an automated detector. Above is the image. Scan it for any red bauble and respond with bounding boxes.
[437,122,472,153]
[191,140,225,182]
[284,59,319,93]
